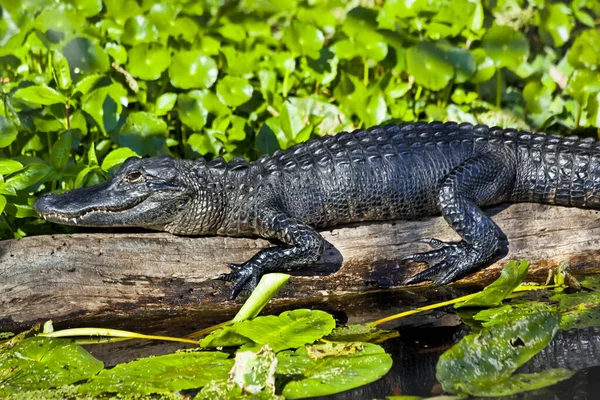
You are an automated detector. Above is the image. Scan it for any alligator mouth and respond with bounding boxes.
[37,193,152,225]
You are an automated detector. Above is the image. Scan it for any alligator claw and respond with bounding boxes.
[403,240,480,285]
[214,263,258,300]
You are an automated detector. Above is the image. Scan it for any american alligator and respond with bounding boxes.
[34,121,600,298]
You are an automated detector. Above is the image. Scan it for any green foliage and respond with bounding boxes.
[0,0,599,238]
[436,312,572,396]
[0,337,104,395]
[201,309,336,352]
[455,260,530,308]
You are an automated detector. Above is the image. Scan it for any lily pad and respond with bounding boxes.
[127,42,171,81]
[282,20,324,58]
[62,37,110,76]
[169,51,218,89]
[79,351,232,396]
[482,24,529,69]
[0,337,103,395]
[216,76,253,108]
[121,15,159,46]
[567,29,600,70]
[119,111,168,156]
[278,342,392,399]
[436,312,560,396]
[201,309,336,352]
[406,42,454,91]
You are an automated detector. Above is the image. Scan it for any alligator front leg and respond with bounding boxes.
[215,207,325,299]
[404,151,516,285]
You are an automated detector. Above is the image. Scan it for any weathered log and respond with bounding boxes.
[1,203,600,332]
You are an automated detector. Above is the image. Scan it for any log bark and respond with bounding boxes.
[1,203,600,332]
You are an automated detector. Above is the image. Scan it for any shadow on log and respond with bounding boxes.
[1,203,600,332]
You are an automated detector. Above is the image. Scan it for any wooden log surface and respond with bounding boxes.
[1,203,600,333]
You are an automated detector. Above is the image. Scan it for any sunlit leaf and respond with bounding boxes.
[13,85,66,105]
[455,260,529,308]
[50,131,72,171]
[201,309,335,352]
[279,342,392,399]
[0,337,103,395]
[127,42,171,80]
[482,24,529,69]
[79,351,232,396]
[4,163,52,191]
[169,51,218,89]
[436,312,560,396]
[121,15,159,46]
[216,76,253,107]
[101,147,140,171]
[406,42,453,91]
[0,116,18,148]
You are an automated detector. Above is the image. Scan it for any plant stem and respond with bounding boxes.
[363,58,369,86]
[65,99,70,130]
[495,68,502,108]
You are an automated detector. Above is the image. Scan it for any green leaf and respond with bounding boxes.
[50,131,72,171]
[101,147,140,171]
[155,92,178,116]
[187,131,223,156]
[279,342,393,399]
[0,159,23,175]
[177,92,209,131]
[255,123,280,155]
[523,81,553,114]
[468,369,575,397]
[63,37,110,76]
[482,24,529,69]
[87,143,99,167]
[72,74,109,96]
[51,49,72,91]
[216,76,253,108]
[233,273,291,322]
[105,42,128,64]
[121,15,159,46]
[0,337,103,395]
[13,85,66,105]
[566,69,600,103]
[127,42,171,81]
[280,101,304,142]
[568,29,600,70]
[229,346,278,396]
[69,0,103,17]
[455,260,529,308]
[436,312,560,396]
[539,3,573,47]
[282,20,324,58]
[4,163,52,191]
[169,51,218,89]
[79,351,232,396]
[406,42,454,91]
[201,309,336,352]
[119,112,168,156]
[0,116,18,148]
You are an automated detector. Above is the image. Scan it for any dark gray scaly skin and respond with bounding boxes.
[34,121,600,298]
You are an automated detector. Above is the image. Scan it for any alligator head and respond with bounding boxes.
[34,156,195,231]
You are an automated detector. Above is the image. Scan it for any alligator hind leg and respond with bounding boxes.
[404,151,516,285]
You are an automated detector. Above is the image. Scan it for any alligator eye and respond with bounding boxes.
[124,171,144,183]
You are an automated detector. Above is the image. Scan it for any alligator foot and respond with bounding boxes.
[214,263,259,300]
[402,239,482,285]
